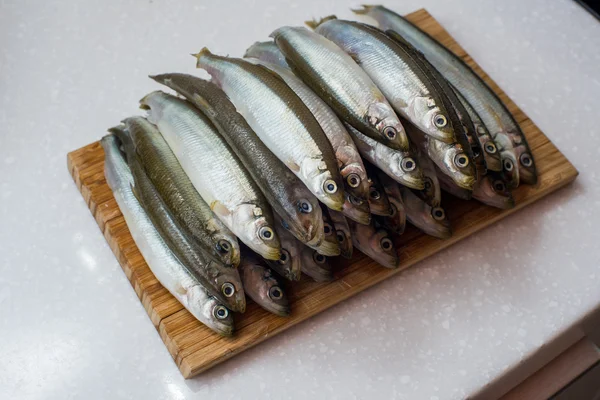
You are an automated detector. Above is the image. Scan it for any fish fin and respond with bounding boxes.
[130,182,142,204]
[305,15,337,30]
[210,201,231,217]
[351,5,376,15]
[191,47,213,68]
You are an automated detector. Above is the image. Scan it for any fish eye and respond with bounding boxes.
[380,237,393,250]
[454,154,469,168]
[401,157,416,172]
[433,114,448,128]
[213,305,229,320]
[369,187,381,200]
[269,286,283,300]
[520,153,533,167]
[323,180,338,194]
[221,282,235,297]
[485,142,497,154]
[383,126,397,140]
[349,194,363,205]
[346,173,361,188]
[217,239,231,253]
[336,230,345,243]
[323,223,333,235]
[504,159,514,172]
[313,252,326,264]
[278,249,290,265]
[424,178,432,190]
[389,203,397,217]
[298,199,313,214]
[431,207,445,221]
[472,147,481,158]
[493,180,506,192]
[258,226,274,241]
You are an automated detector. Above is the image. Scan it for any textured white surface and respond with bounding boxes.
[1,0,599,399]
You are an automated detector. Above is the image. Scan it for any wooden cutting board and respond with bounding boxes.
[67,8,579,379]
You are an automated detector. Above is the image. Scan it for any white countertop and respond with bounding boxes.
[1,0,599,398]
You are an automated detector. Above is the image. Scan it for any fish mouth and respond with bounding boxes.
[454,175,476,191]
[303,267,333,282]
[312,239,340,257]
[262,301,290,317]
[425,224,453,240]
[477,194,515,210]
[224,294,246,313]
[519,168,538,185]
[399,173,425,190]
[211,322,235,337]
[371,254,400,269]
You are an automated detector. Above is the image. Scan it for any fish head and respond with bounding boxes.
[351,221,399,269]
[385,196,407,235]
[473,174,515,210]
[367,102,409,150]
[413,97,455,143]
[342,192,371,225]
[404,189,452,239]
[240,258,290,316]
[336,154,369,200]
[300,247,333,282]
[233,203,281,261]
[280,185,324,245]
[269,219,303,281]
[513,140,537,185]
[478,133,503,172]
[300,157,345,211]
[389,151,425,190]
[435,141,476,190]
[211,232,241,267]
[310,216,341,257]
[211,261,246,313]
[368,181,393,216]
[139,91,169,124]
[188,288,234,336]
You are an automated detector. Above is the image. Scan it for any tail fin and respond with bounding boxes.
[351,5,376,15]
[191,47,212,68]
[305,15,337,30]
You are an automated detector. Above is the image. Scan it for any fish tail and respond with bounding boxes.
[191,47,214,68]
[351,4,376,15]
[304,15,337,30]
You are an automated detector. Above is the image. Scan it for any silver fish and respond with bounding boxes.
[354,5,537,187]
[140,91,281,260]
[326,209,353,259]
[271,26,409,151]
[366,167,393,217]
[312,17,457,144]
[300,246,333,282]
[345,123,424,190]
[102,134,234,336]
[243,57,370,206]
[400,186,452,239]
[194,48,345,211]
[414,149,442,207]
[348,219,399,268]
[239,253,290,316]
[151,73,324,246]
[307,205,341,257]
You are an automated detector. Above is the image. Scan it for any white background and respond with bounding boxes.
[1,0,599,399]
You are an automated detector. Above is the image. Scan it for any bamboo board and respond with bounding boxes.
[67,9,579,379]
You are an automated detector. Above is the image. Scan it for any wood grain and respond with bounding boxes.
[66,9,579,379]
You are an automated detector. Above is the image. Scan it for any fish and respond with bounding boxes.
[194,48,345,211]
[400,185,452,239]
[342,191,372,225]
[326,209,353,259]
[311,17,457,144]
[112,124,246,312]
[300,246,333,282]
[345,123,424,190]
[270,26,409,151]
[376,171,407,235]
[140,91,281,260]
[266,215,305,281]
[353,5,537,187]
[365,166,393,216]
[307,205,341,257]
[239,253,290,316]
[243,58,370,205]
[244,41,290,68]
[438,168,514,209]
[404,119,476,191]
[348,219,399,268]
[120,116,241,267]
[151,73,324,246]
[452,86,503,172]
[414,149,442,207]
[101,134,234,336]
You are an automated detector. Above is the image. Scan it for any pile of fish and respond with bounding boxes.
[101,5,537,335]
